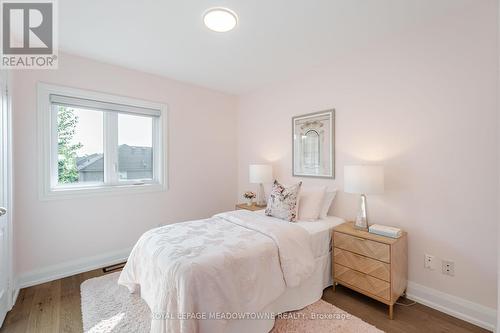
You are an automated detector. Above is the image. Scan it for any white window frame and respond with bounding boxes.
[37,82,168,200]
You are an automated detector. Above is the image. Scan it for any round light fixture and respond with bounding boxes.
[203,7,238,32]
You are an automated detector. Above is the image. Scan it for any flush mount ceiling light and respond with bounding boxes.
[203,7,238,32]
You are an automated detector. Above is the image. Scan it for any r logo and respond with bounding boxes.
[2,2,53,54]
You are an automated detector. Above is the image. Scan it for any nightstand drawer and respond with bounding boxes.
[333,248,390,282]
[334,232,390,263]
[334,264,390,300]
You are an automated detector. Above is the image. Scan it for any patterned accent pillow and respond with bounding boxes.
[265,180,303,222]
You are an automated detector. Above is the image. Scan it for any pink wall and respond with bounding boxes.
[237,2,498,311]
[12,53,238,278]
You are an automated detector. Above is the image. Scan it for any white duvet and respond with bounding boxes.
[118,210,315,333]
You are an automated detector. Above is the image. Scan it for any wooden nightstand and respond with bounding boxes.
[235,203,266,211]
[332,222,407,319]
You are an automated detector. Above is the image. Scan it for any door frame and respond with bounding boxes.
[0,70,14,317]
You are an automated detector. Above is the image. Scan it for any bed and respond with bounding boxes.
[118,209,344,333]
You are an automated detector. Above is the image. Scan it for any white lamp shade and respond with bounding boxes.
[344,165,384,194]
[249,164,273,183]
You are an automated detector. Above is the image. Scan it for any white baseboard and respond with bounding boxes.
[406,281,497,332]
[16,247,131,290]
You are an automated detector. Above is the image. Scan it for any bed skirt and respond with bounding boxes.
[224,251,333,333]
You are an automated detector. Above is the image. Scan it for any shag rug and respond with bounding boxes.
[81,272,383,333]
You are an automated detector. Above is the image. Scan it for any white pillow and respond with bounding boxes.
[319,190,337,218]
[298,186,327,221]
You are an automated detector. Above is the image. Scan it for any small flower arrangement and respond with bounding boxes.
[243,191,256,206]
[243,191,256,200]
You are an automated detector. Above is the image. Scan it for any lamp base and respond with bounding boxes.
[354,194,368,230]
[256,183,267,206]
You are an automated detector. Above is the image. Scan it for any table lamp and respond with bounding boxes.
[344,165,384,230]
[249,164,273,206]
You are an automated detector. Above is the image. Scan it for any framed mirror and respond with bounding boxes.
[292,109,335,178]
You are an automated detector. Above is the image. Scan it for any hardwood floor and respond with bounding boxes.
[1,269,105,333]
[0,269,491,333]
[322,285,490,333]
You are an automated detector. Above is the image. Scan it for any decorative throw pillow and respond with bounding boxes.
[319,190,337,218]
[265,180,302,222]
[298,186,327,221]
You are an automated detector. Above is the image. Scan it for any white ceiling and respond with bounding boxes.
[59,0,456,95]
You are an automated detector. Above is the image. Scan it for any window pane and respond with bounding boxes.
[118,114,153,181]
[57,106,104,185]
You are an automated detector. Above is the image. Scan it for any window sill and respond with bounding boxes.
[40,182,167,201]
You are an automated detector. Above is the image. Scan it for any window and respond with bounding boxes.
[38,83,167,199]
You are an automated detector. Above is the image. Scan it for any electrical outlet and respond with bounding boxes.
[424,254,435,270]
[442,260,455,276]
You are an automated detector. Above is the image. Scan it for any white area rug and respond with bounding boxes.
[81,272,150,332]
[81,272,383,333]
